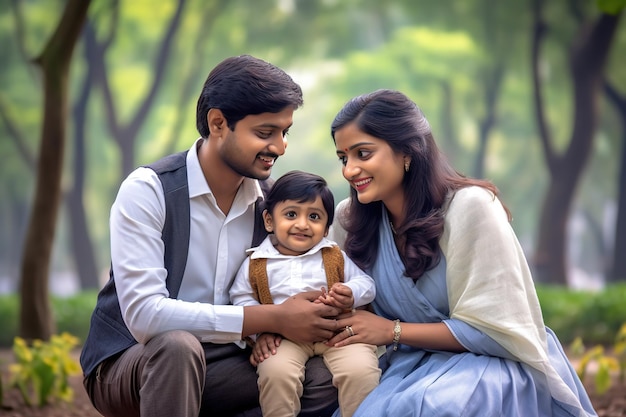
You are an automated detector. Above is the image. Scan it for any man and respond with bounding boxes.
[80,55,341,417]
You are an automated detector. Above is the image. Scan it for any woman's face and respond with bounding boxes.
[334,122,407,210]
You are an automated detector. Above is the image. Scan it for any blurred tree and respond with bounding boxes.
[90,0,186,179]
[19,0,91,340]
[604,81,626,282]
[66,9,113,290]
[531,0,622,285]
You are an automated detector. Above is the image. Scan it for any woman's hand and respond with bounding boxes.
[250,332,282,366]
[326,309,394,348]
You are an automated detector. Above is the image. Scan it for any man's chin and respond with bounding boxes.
[246,167,272,181]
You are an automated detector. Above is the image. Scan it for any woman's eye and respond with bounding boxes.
[358,149,372,159]
[338,156,347,166]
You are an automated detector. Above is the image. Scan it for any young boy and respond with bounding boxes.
[230,170,381,417]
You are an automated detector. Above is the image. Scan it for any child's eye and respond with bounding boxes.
[285,211,297,218]
[309,213,321,220]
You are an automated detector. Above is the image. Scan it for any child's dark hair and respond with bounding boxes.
[264,171,335,227]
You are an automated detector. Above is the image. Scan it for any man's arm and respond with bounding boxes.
[242,292,340,343]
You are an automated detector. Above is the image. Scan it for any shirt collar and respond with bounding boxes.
[248,235,336,259]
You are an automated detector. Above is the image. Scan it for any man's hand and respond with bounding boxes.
[242,291,340,343]
[276,291,341,343]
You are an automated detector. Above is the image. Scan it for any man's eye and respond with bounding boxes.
[257,131,272,139]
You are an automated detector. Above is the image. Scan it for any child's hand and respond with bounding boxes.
[316,286,332,305]
[321,283,354,311]
[250,333,282,366]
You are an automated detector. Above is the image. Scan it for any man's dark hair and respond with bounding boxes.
[196,55,303,137]
[264,170,335,228]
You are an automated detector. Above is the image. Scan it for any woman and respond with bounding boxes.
[326,89,596,416]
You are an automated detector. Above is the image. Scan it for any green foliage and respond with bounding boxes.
[0,286,624,349]
[536,284,626,345]
[0,295,19,347]
[597,0,626,14]
[0,292,97,347]
[8,332,81,407]
[51,291,98,339]
[569,323,626,394]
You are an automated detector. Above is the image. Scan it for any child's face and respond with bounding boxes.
[263,196,329,256]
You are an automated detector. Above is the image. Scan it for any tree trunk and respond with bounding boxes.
[19,0,91,341]
[68,22,100,290]
[613,135,626,281]
[604,82,626,283]
[95,0,187,179]
[473,64,504,179]
[531,3,621,285]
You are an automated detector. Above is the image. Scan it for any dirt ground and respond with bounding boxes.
[1,349,624,416]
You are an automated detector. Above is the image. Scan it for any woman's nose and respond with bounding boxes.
[342,159,360,179]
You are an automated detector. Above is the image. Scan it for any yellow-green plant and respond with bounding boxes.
[570,323,626,395]
[9,332,81,407]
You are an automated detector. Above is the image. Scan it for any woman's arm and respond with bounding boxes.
[327,309,465,352]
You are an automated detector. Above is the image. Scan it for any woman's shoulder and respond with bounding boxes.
[329,198,351,248]
[446,186,496,212]
[444,185,508,227]
[334,198,351,224]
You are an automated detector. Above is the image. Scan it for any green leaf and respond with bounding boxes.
[597,0,626,14]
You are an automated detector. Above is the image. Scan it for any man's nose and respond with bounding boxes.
[268,134,287,156]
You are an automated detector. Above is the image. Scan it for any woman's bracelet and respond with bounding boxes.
[392,319,402,351]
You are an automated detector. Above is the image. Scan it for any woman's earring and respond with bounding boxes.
[404,161,410,172]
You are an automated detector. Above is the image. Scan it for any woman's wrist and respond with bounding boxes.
[392,319,402,351]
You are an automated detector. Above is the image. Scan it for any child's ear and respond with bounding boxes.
[324,227,329,237]
[262,209,274,232]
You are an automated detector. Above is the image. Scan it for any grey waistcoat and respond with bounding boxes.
[80,151,270,376]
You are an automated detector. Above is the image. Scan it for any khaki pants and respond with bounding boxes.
[257,340,381,417]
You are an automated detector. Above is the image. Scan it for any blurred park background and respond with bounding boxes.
[0,0,625,346]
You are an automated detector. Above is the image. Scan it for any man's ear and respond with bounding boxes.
[207,109,226,136]
[262,209,274,233]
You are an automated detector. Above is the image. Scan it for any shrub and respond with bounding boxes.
[569,323,626,394]
[0,292,97,348]
[9,332,81,407]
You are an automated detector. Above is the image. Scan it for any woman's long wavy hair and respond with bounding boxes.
[331,89,508,281]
